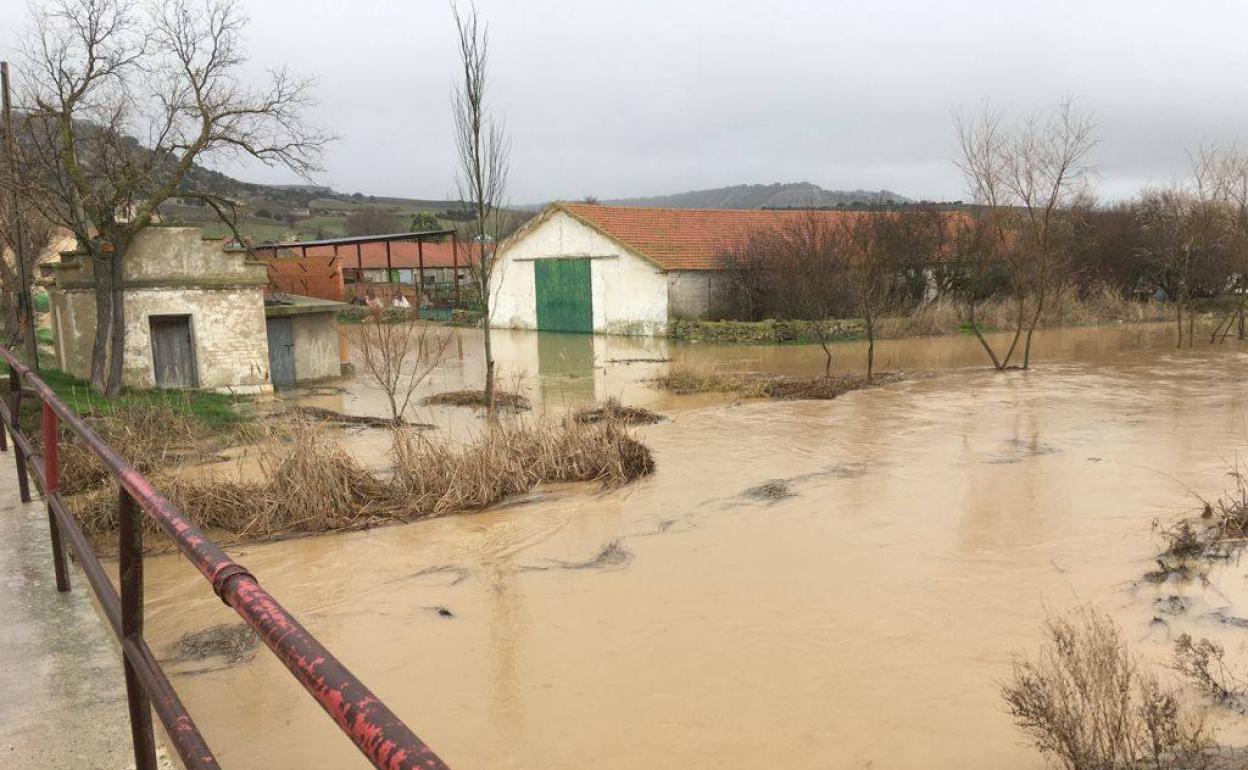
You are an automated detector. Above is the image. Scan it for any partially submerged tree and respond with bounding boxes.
[451,1,510,414]
[953,100,1096,369]
[11,0,327,394]
[1136,175,1230,349]
[354,307,452,426]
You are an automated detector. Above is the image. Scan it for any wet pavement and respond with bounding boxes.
[0,464,136,769]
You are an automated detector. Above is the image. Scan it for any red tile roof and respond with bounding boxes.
[267,239,478,270]
[557,203,872,271]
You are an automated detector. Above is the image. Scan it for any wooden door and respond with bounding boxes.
[266,316,296,386]
[149,315,198,389]
[534,258,593,333]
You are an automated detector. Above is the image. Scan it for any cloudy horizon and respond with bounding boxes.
[4,0,1248,205]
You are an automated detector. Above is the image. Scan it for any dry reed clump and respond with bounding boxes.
[573,398,663,425]
[391,418,654,514]
[653,366,901,401]
[1003,607,1215,770]
[70,419,396,539]
[421,389,531,411]
[70,417,654,541]
[32,400,220,496]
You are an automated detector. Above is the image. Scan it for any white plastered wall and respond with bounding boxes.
[490,210,669,335]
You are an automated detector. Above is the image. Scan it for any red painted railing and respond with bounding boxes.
[0,347,450,770]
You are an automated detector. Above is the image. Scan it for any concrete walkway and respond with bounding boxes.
[0,464,141,769]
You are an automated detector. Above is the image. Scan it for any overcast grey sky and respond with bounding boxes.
[5,0,1248,203]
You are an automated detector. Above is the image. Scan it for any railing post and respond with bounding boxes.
[41,401,70,592]
[9,367,29,502]
[119,488,158,770]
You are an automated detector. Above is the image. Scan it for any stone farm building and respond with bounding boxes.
[49,228,344,392]
[493,203,879,334]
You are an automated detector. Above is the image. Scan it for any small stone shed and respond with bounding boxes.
[49,227,345,392]
[262,294,348,386]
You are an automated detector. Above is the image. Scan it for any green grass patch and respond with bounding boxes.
[2,365,245,430]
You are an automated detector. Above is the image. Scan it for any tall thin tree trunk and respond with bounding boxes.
[1175,296,1183,350]
[89,255,113,392]
[865,321,875,381]
[1021,288,1047,370]
[479,239,496,418]
[967,300,1004,370]
[106,244,127,396]
[1000,293,1026,368]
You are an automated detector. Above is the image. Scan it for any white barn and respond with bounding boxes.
[491,203,757,335]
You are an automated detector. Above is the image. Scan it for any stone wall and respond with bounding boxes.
[666,270,739,321]
[290,312,341,381]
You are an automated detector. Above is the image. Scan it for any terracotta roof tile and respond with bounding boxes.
[559,203,870,271]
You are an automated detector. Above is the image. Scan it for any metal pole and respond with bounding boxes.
[417,239,425,309]
[41,400,69,591]
[1,62,37,369]
[119,488,158,770]
[385,240,393,302]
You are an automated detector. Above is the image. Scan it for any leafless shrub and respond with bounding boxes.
[1002,607,1214,770]
[1173,635,1248,709]
[354,309,451,425]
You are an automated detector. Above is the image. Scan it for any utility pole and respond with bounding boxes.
[1,61,37,368]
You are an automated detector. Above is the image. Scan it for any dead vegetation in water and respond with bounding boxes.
[69,417,654,541]
[1173,635,1248,712]
[421,389,531,411]
[1003,607,1217,770]
[1153,466,1248,573]
[573,398,662,425]
[652,365,902,401]
[170,623,258,665]
[287,405,434,430]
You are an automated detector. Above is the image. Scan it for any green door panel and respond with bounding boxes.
[534,258,593,333]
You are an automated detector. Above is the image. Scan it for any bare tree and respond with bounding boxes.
[10,0,328,394]
[1200,144,1248,339]
[954,100,1096,369]
[1137,176,1230,349]
[451,1,510,414]
[355,307,451,426]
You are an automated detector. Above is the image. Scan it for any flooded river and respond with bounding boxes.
[141,323,1248,769]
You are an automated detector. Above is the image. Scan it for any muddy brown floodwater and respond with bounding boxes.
[141,323,1248,769]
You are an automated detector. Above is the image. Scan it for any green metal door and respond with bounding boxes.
[534,258,593,333]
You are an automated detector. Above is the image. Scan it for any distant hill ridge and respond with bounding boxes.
[601,182,911,210]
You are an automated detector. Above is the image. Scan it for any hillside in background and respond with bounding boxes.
[160,173,474,243]
[599,182,912,210]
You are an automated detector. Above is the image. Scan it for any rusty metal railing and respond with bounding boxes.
[0,346,450,770]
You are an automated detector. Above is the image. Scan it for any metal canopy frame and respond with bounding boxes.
[254,230,463,308]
